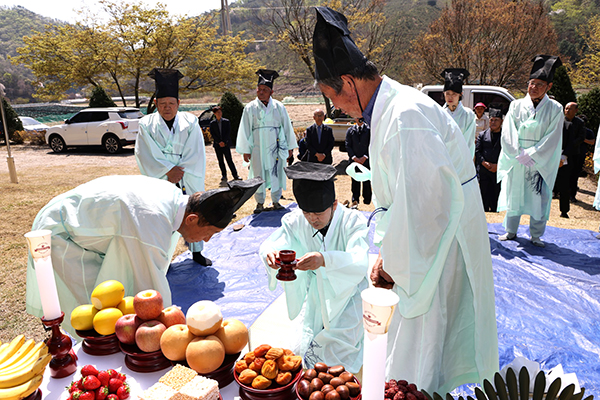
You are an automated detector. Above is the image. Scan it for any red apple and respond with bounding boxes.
[158,305,186,328]
[114,313,143,345]
[135,320,166,352]
[134,289,163,320]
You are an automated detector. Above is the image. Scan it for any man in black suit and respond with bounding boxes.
[305,109,334,164]
[345,118,371,208]
[210,105,240,186]
[475,106,503,212]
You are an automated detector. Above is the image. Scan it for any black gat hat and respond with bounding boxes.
[149,68,184,99]
[529,55,562,83]
[441,68,469,93]
[285,162,336,213]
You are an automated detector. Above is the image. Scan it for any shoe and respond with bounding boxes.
[192,252,213,266]
[273,202,284,210]
[560,212,569,218]
[254,203,264,214]
[531,237,545,247]
[343,200,350,207]
[234,176,243,180]
[350,200,359,209]
[219,178,228,187]
[498,232,516,241]
[570,197,578,203]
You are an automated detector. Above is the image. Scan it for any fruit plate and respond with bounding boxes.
[234,368,303,400]
[119,342,172,373]
[75,329,121,355]
[295,373,362,400]
[175,351,241,388]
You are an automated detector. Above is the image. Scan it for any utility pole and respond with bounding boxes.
[0,83,18,183]
[221,0,232,35]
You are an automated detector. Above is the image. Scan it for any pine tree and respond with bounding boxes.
[548,65,577,107]
[89,86,116,108]
[219,92,245,145]
[578,88,600,132]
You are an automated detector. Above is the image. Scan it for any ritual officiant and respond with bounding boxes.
[26,175,262,337]
[259,162,369,373]
[313,7,498,392]
[135,68,211,266]
[442,68,477,157]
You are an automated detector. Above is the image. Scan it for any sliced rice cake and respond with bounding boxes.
[139,382,178,400]
[174,375,220,400]
[159,364,198,391]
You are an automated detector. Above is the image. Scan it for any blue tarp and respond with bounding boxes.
[166,204,600,394]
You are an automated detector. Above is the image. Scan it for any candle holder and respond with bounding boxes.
[41,312,77,379]
[275,250,297,281]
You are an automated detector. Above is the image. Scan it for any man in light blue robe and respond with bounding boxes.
[496,56,564,247]
[26,175,262,337]
[313,7,498,393]
[259,162,369,373]
[442,68,477,157]
[135,68,210,265]
[236,69,297,214]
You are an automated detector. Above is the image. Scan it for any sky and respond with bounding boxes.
[0,0,225,22]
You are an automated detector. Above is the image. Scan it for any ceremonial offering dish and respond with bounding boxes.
[234,368,302,400]
[119,342,171,373]
[275,249,297,281]
[76,329,121,356]
[296,362,362,400]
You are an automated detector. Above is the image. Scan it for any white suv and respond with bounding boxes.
[45,107,143,154]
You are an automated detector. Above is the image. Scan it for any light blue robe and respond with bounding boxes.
[497,94,563,221]
[593,126,600,211]
[444,102,477,157]
[25,176,184,337]
[135,111,206,252]
[370,77,498,393]
[259,205,369,373]
[236,97,297,202]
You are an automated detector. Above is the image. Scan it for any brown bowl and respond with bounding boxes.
[23,389,42,400]
[295,372,362,400]
[175,352,241,388]
[76,329,120,355]
[119,342,172,373]
[234,368,302,400]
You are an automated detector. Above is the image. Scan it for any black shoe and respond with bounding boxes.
[192,252,212,266]
[560,212,569,218]
[570,197,578,203]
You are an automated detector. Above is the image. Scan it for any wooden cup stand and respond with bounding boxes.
[275,250,297,281]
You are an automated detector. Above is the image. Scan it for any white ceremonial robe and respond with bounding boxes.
[497,94,563,221]
[444,102,477,157]
[26,176,183,337]
[370,77,498,393]
[259,205,369,373]
[236,97,297,200]
[593,127,600,211]
[135,111,206,252]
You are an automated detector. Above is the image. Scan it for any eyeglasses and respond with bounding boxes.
[528,81,547,89]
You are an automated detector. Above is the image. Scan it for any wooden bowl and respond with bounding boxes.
[76,329,120,355]
[295,372,362,400]
[119,342,171,373]
[234,368,302,400]
[23,389,42,400]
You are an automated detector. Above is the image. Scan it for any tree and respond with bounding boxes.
[578,88,600,134]
[219,91,245,145]
[0,97,23,144]
[412,0,558,91]
[89,86,117,108]
[548,65,576,107]
[573,15,600,87]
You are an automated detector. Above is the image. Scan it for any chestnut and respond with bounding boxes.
[346,381,361,397]
[310,391,325,400]
[339,371,354,383]
[310,377,324,392]
[325,390,341,400]
[304,368,318,381]
[336,385,350,400]
[314,362,329,373]
[318,372,334,384]
[298,379,312,400]
[321,384,335,394]
[330,377,345,388]
[328,365,345,376]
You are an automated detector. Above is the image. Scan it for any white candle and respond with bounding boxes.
[362,331,388,400]
[25,230,62,320]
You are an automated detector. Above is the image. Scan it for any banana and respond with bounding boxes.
[0,339,35,371]
[0,373,43,400]
[0,342,47,376]
[0,335,25,365]
[0,353,51,389]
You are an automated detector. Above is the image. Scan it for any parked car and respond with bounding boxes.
[420,85,515,115]
[18,116,51,133]
[45,107,143,154]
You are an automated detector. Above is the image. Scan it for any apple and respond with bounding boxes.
[214,318,249,354]
[135,320,166,352]
[134,289,163,320]
[158,305,186,328]
[160,324,196,361]
[186,300,223,337]
[114,313,143,345]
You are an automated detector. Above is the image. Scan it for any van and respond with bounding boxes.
[420,85,515,114]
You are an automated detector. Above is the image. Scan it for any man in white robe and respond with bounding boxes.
[26,175,262,337]
[496,55,564,247]
[135,68,210,265]
[312,7,498,393]
[593,126,600,238]
[236,69,297,214]
[259,162,369,373]
[442,68,477,157]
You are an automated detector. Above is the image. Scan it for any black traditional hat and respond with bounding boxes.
[256,69,279,89]
[149,68,183,99]
[441,68,469,93]
[197,177,264,229]
[488,104,504,119]
[312,6,368,81]
[529,55,562,83]
[285,162,336,213]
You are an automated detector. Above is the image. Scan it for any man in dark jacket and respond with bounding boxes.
[210,105,240,185]
[305,108,335,164]
[475,106,503,212]
[345,118,371,208]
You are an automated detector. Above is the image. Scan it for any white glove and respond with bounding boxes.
[516,149,535,167]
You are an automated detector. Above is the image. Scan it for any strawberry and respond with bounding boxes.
[116,383,130,400]
[79,390,95,400]
[67,381,79,393]
[76,378,85,390]
[108,378,123,393]
[97,370,110,386]
[116,372,127,382]
[69,389,83,399]
[107,395,119,400]
[81,364,99,377]
[96,386,109,400]
[82,375,101,391]
[106,369,119,378]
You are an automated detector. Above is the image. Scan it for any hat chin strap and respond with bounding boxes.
[349,77,365,122]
